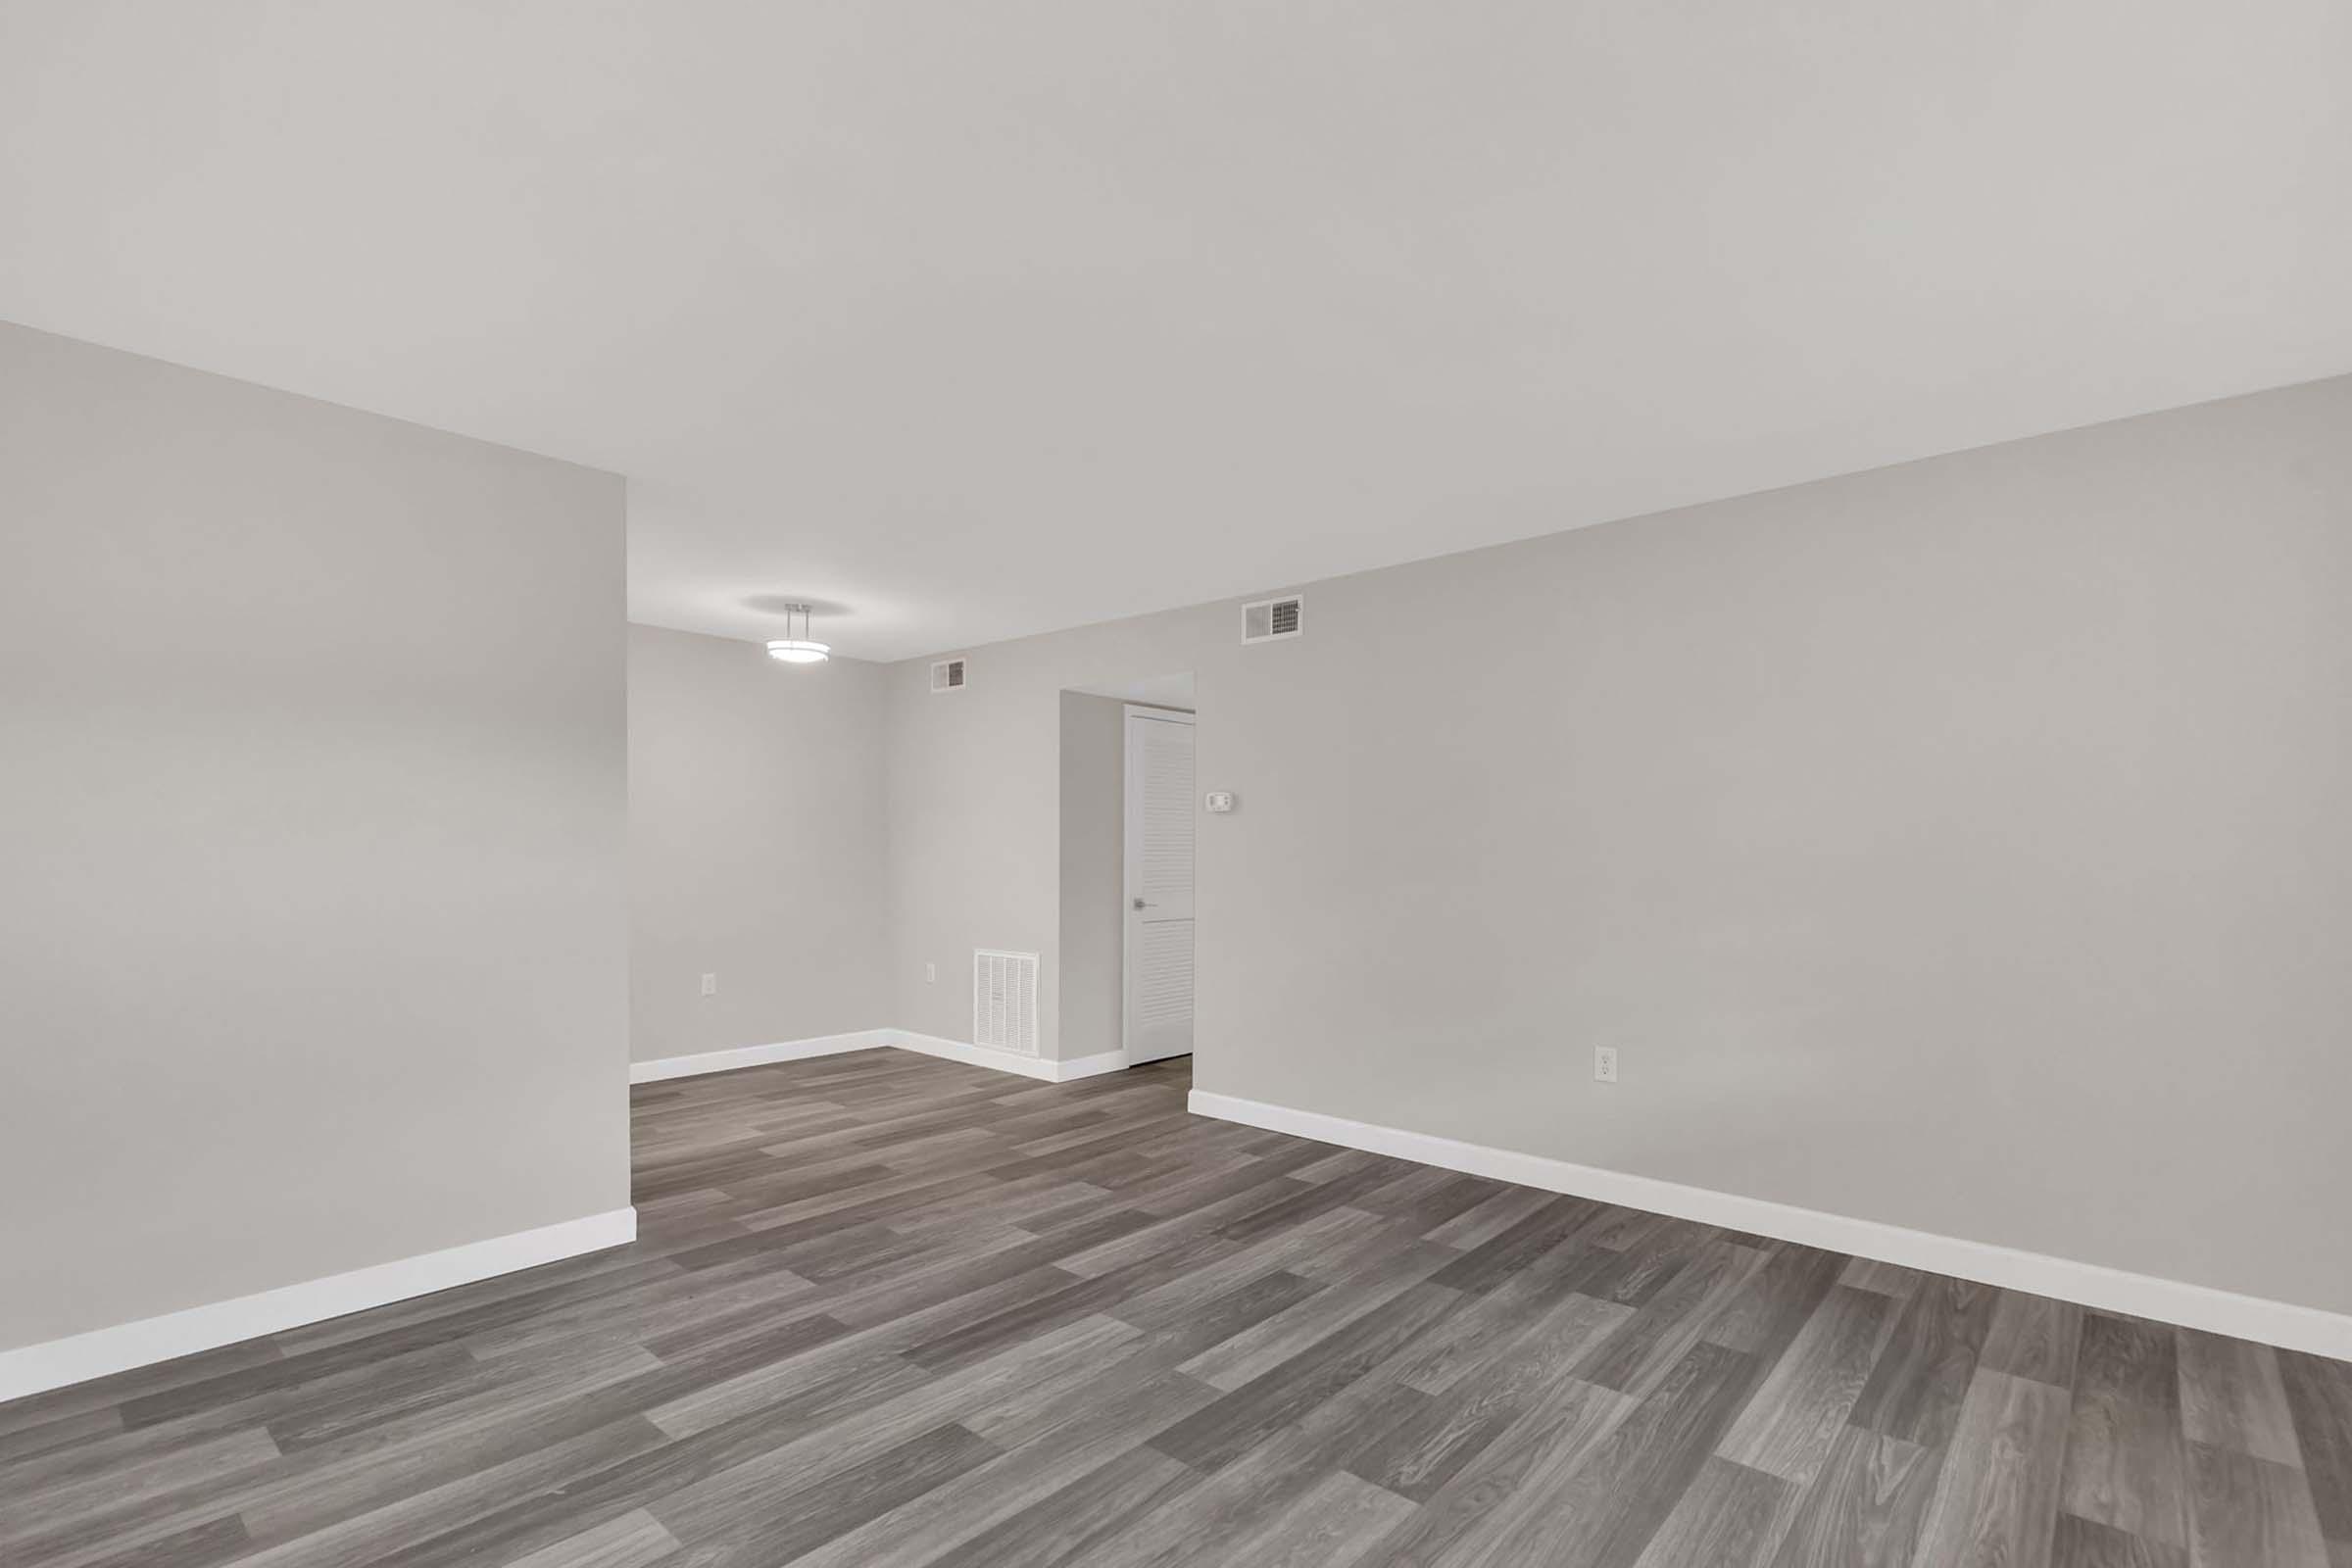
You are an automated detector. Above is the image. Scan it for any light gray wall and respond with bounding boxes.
[0,323,630,1353]
[887,612,1219,1058]
[629,624,890,1062]
[1056,692,1127,1062]
[887,373,2352,1317]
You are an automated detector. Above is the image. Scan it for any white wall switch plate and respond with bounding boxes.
[1204,790,1236,813]
[924,962,937,983]
[701,973,717,997]
[1594,1046,1618,1083]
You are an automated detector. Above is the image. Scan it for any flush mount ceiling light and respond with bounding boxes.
[764,604,830,664]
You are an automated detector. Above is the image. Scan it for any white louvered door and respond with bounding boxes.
[1123,707,1196,1064]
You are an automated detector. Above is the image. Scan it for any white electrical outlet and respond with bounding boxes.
[924,962,936,983]
[701,973,717,997]
[1594,1047,1619,1083]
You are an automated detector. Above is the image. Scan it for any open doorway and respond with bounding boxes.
[1057,673,1195,1068]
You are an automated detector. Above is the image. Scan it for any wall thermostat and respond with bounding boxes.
[1203,790,1236,813]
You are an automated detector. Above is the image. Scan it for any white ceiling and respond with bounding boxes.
[5,3,2348,662]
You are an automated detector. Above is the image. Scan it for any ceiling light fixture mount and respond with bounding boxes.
[764,604,831,664]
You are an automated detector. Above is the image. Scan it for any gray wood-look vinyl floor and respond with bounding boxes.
[5,1049,2348,1567]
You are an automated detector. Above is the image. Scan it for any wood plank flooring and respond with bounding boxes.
[4,1048,2346,1567]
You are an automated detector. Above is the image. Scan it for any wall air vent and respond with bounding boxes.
[973,950,1039,1056]
[931,658,967,693]
[1241,595,1303,644]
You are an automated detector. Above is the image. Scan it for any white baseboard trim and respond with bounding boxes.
[1189,1090,2352,1362]
[0,1206,638,1405]
[1045,1049,1134,1083]
[630,1029,898,1084]
[633,1029,1133,1087]
[890,1033,1131,1083]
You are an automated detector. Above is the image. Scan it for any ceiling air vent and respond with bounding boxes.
[931,658,967,693]
[1242,595,1303,644]
[973,950,1039,1056]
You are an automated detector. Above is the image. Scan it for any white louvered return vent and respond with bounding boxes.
[1241,595,1303,644]
[931,658,967,692]
[972,950,1039,1056]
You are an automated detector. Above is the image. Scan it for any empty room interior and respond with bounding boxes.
[3,5,2350,1566]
